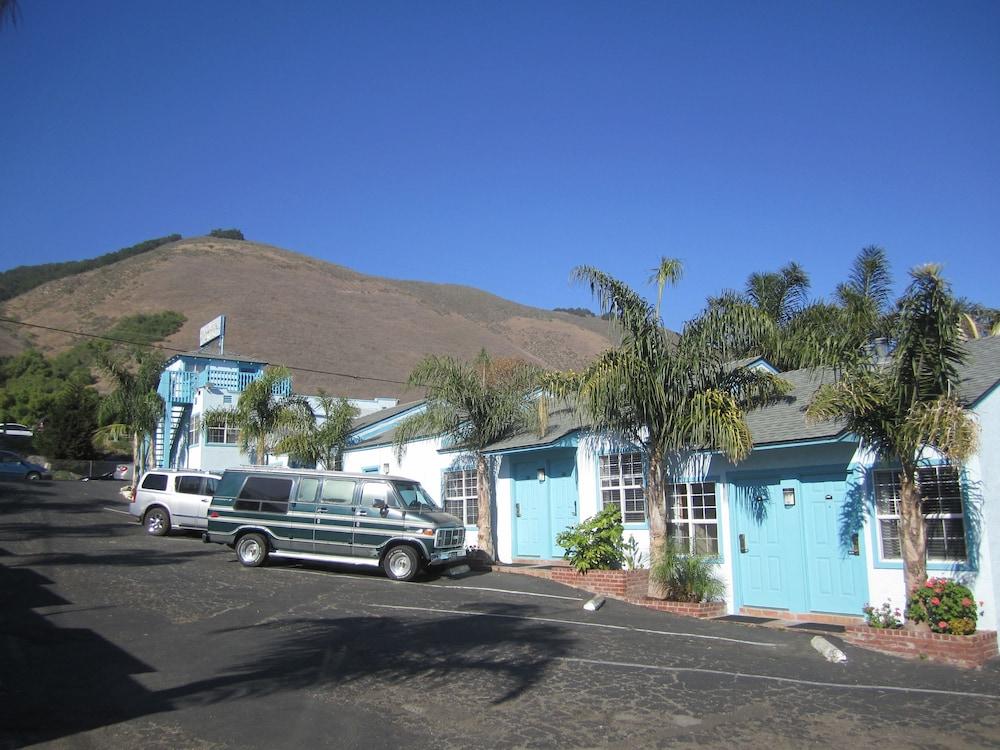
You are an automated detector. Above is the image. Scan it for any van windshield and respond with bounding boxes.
[393,482,441,511]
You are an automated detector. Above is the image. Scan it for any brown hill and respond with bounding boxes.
[0,237,614,398]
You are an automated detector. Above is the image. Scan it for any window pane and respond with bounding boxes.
[239,476,293,502]
[142,473,168,491]
[693,524,719,555]
[296,477,320,502]
[320,479,356,504]
[879,518,901,558]
[176,475,202,494]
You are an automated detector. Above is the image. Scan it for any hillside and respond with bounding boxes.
[0,237,614,398]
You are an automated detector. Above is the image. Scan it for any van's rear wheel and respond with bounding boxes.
[144,507,171,536]
[236,533,269,567]
[383,545,420,582]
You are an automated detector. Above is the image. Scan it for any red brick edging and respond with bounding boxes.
[843,625,998,669]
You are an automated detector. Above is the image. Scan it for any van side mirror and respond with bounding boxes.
[372,499,387,510]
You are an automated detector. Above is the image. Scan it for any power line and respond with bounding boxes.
[0,316,411,387]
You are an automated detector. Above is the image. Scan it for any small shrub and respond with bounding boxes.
[906,578,982,635]
[623,536,647,571]
[649,540,725,603]
[555,505,624,573]
[862,600,902,629]
[209,228,245,240]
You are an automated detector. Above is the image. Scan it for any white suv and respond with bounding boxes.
[130,469,221,536]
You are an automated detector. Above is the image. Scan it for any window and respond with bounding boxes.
[360,481,394,508]
[235,475,293,513]
[600,453,645,523]
[297,477,320,502]
[176,475,204,494]
[444,469,477,525]
[875,465,967,561]
[320,479,356,504]
[188,415,200,447]
[207,417,239,444]
[667,481,719,555]
[141,473,168,491]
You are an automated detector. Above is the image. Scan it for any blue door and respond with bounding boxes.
[731,476,807,611]
[801,476,869,615]
[731,471,869,616]
[513,452,579,559]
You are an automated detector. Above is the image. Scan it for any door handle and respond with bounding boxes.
[316,508,328,514]
[357,509,369,516]
[739,533,748,553]
[850,533,860,556]
[515,503,521,518]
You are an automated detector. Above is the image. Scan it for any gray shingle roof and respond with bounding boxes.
[744,368,845,446]
[958,336,1000,406]
[483,402,583,453]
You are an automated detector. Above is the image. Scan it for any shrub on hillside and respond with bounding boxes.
[209,228,245,240]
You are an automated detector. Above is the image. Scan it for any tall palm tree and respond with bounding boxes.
[94,350,164,476]
[394,351,543,561]
[745,261,810,326]
[205,366,309,465]
[547,262,789,594]
[807,265,978,597]
[275,392,358,470]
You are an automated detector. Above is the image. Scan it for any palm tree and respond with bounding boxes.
[275,391,358,470]
[807,265,978,597]
[745,261,810,327]
[394,351,543,561]
[547,262,789,594]
[94,350,164,476]
[205,365,309,465]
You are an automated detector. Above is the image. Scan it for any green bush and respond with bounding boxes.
[209,228,245,240]
[906,578,981,635]
[555,504,624,573]
[649,540,725,603]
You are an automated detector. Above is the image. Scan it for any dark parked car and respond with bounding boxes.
[0,450,51,480]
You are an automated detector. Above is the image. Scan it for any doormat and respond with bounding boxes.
[786,622,846,633]
[714,615,777,624]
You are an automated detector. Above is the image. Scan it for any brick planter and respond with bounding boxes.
[844,625,998,669]
[546,567,724,618]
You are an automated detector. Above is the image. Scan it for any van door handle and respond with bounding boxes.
[316,508,328,514]
[357,510,369,516]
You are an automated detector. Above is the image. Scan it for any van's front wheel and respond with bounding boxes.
[383,545,420,582]
[236,533,269,567]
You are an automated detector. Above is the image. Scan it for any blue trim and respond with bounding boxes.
[480,431,580,457]
[750,432,855,451]
[361,465,379,474]
[348,404,428,444]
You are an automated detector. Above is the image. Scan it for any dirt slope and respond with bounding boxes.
[1,237,613,398]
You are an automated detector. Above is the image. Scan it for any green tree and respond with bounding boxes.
[806,265,979,598]
[205,366,307,465]
[394,351,543,561]
[94,351,165,475]
[275,392,358,470]
[35,381,100,459]
[546,262,789,596]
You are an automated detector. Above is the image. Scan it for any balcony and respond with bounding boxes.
[159,367,291,404]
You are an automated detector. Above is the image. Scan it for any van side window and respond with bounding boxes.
[235,476,293,514]
[320,479,356,504]
[360,481,394,508]
[297,477,320,502]
[142,473,168,491]
[176,475,203,494]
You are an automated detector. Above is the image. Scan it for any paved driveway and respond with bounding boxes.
[2,479,999,748]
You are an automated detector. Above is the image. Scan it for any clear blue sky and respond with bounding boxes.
[1,1,997,329]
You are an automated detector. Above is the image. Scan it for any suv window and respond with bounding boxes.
[142,473,169,491]
[320,479,356,504]
[0,452,20,464]
[204,477,219,495]
[176,475,204,494]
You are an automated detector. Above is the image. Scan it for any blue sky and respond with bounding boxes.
[1,1,997,330]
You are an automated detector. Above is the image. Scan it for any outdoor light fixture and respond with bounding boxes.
[382,463,390,474]
[537,468,546,482]
[783,487,796,507]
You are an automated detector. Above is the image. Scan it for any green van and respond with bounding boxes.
[203,467,467,581]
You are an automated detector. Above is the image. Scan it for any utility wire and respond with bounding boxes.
[0,315,411,387]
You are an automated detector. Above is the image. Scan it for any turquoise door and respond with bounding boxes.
[731,476,807,611]
[513,452,579,559]
[731,471,869,616]
[801,476,868,614]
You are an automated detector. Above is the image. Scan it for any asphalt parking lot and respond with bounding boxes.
[2,479,1000,749]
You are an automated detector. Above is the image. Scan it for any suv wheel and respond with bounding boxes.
[25,471,41,480]
[144,507,171,536]
[236,533,269,567]
[383,545,420,582]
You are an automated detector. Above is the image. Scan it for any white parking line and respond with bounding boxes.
[267,566,583,601]
[371,603,778,647]
[556,656,1000,700]
[102,507,132,516]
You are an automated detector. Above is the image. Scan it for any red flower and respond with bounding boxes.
[925,581,934,589]
[938,621,949,629]
[931,597,941,606]
[962,598,972,607]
